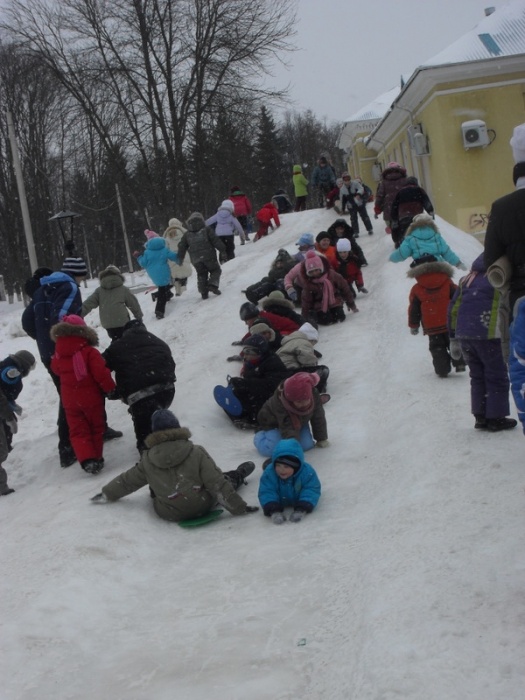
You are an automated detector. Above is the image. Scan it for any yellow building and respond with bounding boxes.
[338,2,525,238]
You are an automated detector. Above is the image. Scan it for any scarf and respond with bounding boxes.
[279,389,314,432]
[72,349,88,381]
[310,272,337,313]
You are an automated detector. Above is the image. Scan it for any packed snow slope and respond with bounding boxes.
[1,208,524,700]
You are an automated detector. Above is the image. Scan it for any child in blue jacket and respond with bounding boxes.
[258,438,321,524]
[134,230,179,319]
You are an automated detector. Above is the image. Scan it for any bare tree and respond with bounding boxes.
[1,0,297,216]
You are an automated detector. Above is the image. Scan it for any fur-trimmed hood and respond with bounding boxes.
[186,212,206,232]
[164,218,186,239]
[144,426,191,449]
[407,260,455,280]
[260,295,295,311]
[405,215,439,238]
[99,265,125,289]
[50,321,99,345]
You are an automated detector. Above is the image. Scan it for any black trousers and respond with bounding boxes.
[129,388,175,451]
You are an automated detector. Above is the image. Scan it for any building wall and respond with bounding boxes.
[368,72,525,237]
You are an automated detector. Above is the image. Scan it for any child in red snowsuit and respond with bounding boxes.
[333,238,367,302]
[254,202,280,241]
[51,315,116,474]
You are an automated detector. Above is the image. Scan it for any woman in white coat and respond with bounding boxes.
[163,218,193,295]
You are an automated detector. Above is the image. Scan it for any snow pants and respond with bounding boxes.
[193,260,221,296]
[253,424,315,457]
[460,338,510,419]
[64,395,105,465]
[349,204,373,234]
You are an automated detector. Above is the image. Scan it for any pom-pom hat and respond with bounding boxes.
[61,314,86,326]
[304,251,324,275]
[283,372,320,402]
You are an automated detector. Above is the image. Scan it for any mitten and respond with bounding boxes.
[449,339,463,361]
[105,389,120,400]
[244,505,259,514]
[231,340,244,346]
[6,415,18,435]
[91,493,108,503]
[9,401,23,416]
[456,262,468,271]
[410,328,419,335]
[315,439,330,448]
[287,289,298,302]
[271,512,286,525]
[289,510,305,523]
[227,355,242,362]
[358,286,368,294]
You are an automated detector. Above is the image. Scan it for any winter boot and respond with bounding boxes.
[208,285,221,295]
[201,291,209,300]
[474,415,487,430]
[485,417,518,432]
[236,461,256,483]
[59,445,77,468]
[82,459,102,474]
[103,427,123,441]
[1,487,15,495]
[357,286,369,294]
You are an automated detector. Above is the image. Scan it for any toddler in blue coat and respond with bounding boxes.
[258,438,321,524]
[134,230,179,320]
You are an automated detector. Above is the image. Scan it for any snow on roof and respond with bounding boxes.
[343,85,401,124]
[422,0,525,66]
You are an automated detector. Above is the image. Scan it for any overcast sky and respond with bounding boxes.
[270,0,506,123]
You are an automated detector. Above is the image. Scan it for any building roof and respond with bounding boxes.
[344,86,401,124]
[422,1,525,65]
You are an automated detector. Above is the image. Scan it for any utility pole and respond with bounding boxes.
[6,108,38,272]
[115,183,135,284]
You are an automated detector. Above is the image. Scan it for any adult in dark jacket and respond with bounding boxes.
[326,219,367,266]
[102,319,176,452]
[310,156,336,207]
[228,335,289,424]
[244,248,296,304]
[92,409,259,521]
[484,129,525,321]
[178,212,226,299]
[21,261,85,468]
[374,162,410,231]
[390,177,434,248]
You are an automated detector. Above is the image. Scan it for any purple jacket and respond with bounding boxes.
[206,208,244,237]
[448,253,501,339]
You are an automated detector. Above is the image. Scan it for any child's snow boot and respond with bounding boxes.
[485,417,517,432]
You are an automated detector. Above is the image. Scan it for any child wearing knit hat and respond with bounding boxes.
[0,349,37,495]
[254,371,330,457]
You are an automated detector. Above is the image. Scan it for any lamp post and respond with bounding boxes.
[48,209,82,254]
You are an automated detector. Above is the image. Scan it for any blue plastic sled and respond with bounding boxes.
[213,384,243,417]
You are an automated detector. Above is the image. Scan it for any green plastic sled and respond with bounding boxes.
[178,509,224,528]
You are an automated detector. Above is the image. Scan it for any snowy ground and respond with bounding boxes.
[1,207,524,700]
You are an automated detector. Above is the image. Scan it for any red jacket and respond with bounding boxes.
[407,261,457,335]
[256,203,280,227]
[51,328,115,407]
[229,193,252,217]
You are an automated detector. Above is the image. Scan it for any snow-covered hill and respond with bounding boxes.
[1,208,524,700]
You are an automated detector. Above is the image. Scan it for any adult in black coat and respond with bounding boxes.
[484,161,525,319]
[103,320,176,451]
[390,177,434,248]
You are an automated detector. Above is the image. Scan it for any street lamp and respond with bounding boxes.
[48,209,82,254]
